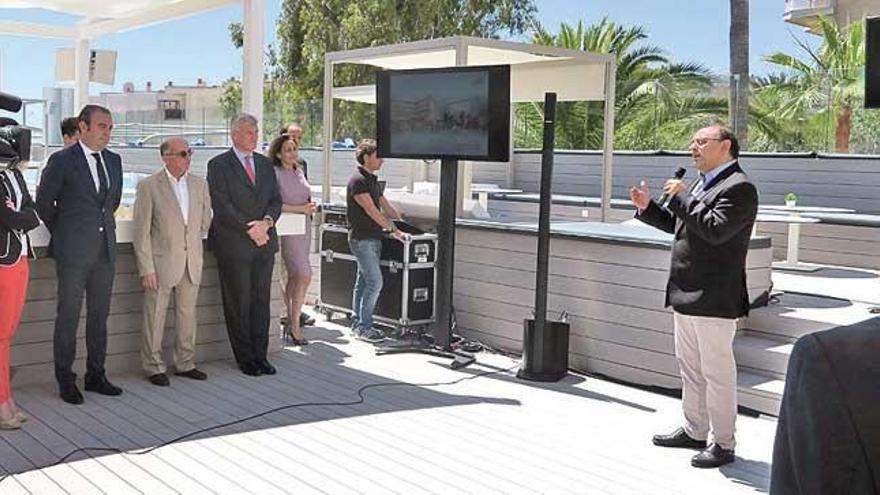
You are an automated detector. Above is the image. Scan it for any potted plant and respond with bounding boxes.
[784,192,798,207]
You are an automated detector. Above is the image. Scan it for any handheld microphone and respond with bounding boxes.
[657,167,687,205]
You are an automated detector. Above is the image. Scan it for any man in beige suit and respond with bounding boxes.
[133,137,212,386]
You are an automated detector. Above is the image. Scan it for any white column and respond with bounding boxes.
[454,40,470,217]
[506,102,515,188]
[242,0,265,145]
[600,60,617,223]
[73,38,90,113]
[321,59,334,204]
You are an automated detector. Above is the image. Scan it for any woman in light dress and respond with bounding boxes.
[269,134,316,345]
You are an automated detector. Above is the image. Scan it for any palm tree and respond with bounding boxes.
[749,73,814,151]
[729,0,750,149]
[763,17,865,152]
[525,18,724,150]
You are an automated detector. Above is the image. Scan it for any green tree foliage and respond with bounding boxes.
[522,19,725,150]
[218,77,241,121]
[748,73,813,151]
[760,17,865,152]
[264,0,537,141]
[281,0,536,97]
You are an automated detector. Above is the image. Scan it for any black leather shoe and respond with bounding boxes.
[148,373,170,386]
[691,443,735,468]
[84,377,123,396]
[256,359,276,375]
[652,427,707,449]
[240,362,263,376]
[59,383,84,405]
[175,368,208,380]
[300,313,316,326]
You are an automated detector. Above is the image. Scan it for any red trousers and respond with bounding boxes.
[0,258,28,403]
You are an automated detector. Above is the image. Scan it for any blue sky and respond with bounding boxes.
[0,0,818,100]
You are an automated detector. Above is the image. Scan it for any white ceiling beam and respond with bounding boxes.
[80,0,239,38]
[0,21,78,39]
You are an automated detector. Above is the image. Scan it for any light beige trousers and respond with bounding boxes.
[141,271,200,376]
[673,311,738,450]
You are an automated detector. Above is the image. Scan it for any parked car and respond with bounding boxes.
[332,137,356,148]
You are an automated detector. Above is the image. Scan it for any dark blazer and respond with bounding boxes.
[636,162,758,318]
[35,144,123,264]
[207,149,281,259]
[0,168,40,265]
[770,319,880,495]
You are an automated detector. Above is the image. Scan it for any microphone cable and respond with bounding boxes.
[0,362,520,486]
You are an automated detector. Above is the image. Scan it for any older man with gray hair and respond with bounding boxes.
[133,137,212,386]
[207,114,281,376]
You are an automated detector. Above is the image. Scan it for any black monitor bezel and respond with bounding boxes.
[376,64,511,162]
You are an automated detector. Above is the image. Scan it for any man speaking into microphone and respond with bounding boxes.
[629,125,758,469]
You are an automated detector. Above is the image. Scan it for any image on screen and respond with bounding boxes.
[388,71,489,156]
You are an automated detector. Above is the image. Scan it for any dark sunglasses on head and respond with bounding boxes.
[164,149,194,158]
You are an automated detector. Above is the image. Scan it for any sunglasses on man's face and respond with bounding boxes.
[164,149,194,158]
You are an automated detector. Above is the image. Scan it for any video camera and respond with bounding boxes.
[0,91,32,166]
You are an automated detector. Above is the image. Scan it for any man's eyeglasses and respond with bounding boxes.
[164,149,194,158]
[690,138,723,147]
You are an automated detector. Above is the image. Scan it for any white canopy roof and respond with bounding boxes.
[328,37,614,104]
[0,0,238,39]
[1,0,265,143]
[321,36,618,221]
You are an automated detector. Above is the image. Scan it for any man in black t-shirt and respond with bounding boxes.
[346,139,407,343]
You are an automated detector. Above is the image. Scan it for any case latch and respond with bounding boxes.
[413,287,429,302]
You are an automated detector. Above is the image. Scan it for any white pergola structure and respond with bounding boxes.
[323,36,618,221]
[0,0,266,139]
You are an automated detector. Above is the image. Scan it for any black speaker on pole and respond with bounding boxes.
[517,92,570,382]
[867,17,880,109]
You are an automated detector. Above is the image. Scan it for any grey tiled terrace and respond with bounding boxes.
[0,315,776,494]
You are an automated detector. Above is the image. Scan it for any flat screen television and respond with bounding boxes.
[376,65,510,162]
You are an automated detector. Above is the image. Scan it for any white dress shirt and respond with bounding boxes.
[695,159,737,195]
[78,140,109,193]
[164,168,189,226]
[232,145,254,178]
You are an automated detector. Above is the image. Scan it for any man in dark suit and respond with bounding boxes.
[36,104,124,404]
[630,125,758,468]
[208,114,281,376]
[770,318,880,495]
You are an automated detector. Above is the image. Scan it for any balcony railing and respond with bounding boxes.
[784,0,835,32]
[784,0,834,13]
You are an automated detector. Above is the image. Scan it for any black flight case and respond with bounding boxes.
[316,221,437,331]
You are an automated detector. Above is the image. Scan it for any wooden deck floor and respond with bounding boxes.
[0,316,776,494]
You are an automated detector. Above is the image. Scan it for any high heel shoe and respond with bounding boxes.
[284,323,309,346]
[0,416,22,430]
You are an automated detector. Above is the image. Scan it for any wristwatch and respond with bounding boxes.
[383,224,398,234]
[263,215,275,228]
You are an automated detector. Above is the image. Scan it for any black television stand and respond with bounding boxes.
[376,157,475,369]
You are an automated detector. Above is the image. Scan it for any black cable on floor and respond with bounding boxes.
[0,363,520,486]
